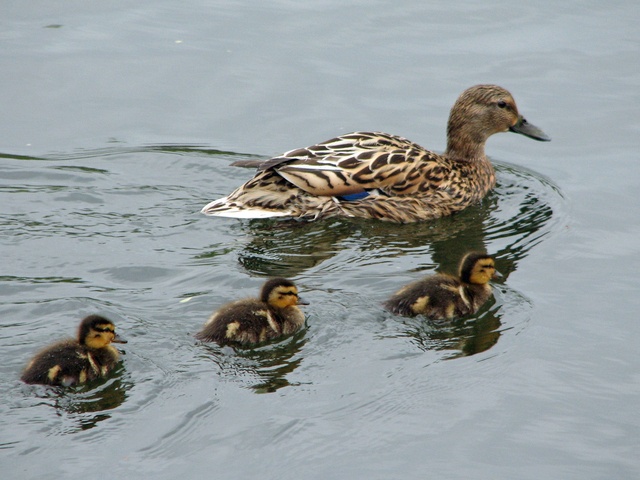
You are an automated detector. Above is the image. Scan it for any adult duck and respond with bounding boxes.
[201,85,550,223]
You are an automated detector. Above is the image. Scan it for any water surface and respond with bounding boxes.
[1,1,639,479]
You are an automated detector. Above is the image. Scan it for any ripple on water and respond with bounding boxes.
[1,146,568,467]
[227,160,566,279]
[9,366,132,439]
[196,329,309,393]
[197,159,566,363]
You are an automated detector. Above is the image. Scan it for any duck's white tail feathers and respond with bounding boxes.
[200,197,293,219]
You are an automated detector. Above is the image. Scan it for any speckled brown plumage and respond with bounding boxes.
[201,85,549,223]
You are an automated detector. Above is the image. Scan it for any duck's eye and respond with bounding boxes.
[497,100,508,109]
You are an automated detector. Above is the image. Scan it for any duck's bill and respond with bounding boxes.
[297,297,310,306]
[113,333,128,344]
[509,116,551,141]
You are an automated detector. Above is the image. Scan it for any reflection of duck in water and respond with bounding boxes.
[211,331,308,394]
[384,253,498,319]
[21,315,127,387]
[195,278,307,346]
[202,85,549,223]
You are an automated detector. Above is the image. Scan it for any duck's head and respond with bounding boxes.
[78,315,127,349]
[459,252,499,285]
[261,278,308,309]
[446,85,550,160]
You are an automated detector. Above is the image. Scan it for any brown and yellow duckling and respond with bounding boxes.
[195,277,307,346]
[21,314,127,387]
[384,253,499,319]
[201,84,550,223]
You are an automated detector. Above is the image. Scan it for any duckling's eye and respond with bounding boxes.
[497,100,508,109]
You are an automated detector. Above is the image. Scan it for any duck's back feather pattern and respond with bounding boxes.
[202,131,496,223]
[259,132,436,198]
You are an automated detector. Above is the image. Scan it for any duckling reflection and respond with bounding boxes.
[384,253,498,320]
[195,278,307,346]
[21,315,127,387]
[201,329,308,393]
[400,303,502,359]
[48,373,131,432]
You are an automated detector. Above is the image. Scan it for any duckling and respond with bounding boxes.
[201,84,550,223]
[195,278,307,346]
[384,253,498,319]
[21,315,127,387]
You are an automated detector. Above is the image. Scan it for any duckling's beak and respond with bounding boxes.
[509,116,551,142]
[297,296,310,306]
[112,333,128,344]
[492,269,503,280]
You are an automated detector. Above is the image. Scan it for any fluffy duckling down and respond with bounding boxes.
[21,315,127,387]
[201,84,550,223]
[195,278,307,346]
[384,253,498,320]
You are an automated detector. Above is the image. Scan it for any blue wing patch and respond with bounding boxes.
[337,191,370,201]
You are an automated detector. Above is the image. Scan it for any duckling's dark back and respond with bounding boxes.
[21,339,122,386]
[21,340,80,385]
[195,299,271,344]
[196,278,306,346]
[384,274,461,317]
[21,315,124,386]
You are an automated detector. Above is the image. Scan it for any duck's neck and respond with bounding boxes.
[445,138,486,162]
[445,111,488,162]
[464,283,492,307]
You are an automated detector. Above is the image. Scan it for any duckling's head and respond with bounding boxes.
[459,253,497,285]
[260,278,306,309]
[78,315,127,349]
[446,85,549,160]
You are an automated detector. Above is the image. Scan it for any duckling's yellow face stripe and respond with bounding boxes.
[85,323,117,349]
[268,286,301,309]
[469,260,496,285]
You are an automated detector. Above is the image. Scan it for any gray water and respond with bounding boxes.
[2,1,639,479]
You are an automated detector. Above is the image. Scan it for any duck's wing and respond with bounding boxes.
[201,131,451,219]
[21,341,85,386]
[258,132,446,197]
